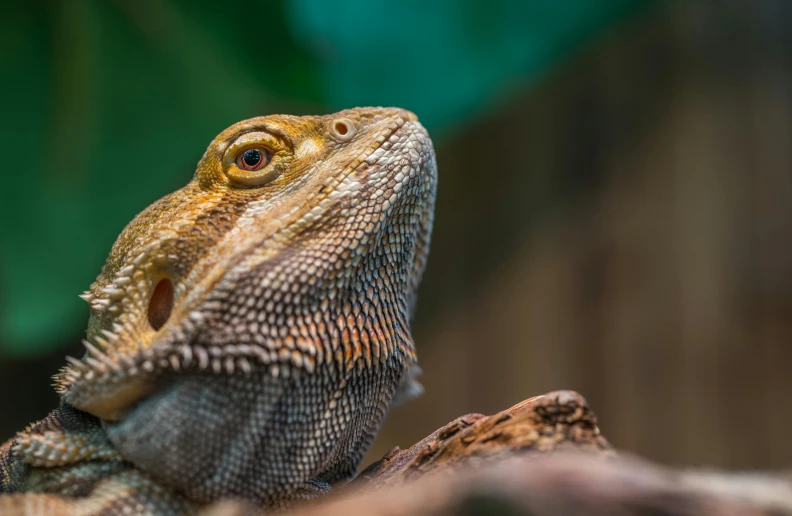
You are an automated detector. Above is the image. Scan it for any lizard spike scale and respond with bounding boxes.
[4,107,437,512]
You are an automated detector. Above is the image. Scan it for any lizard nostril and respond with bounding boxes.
[330,118,357,141]
[148,278,174,331]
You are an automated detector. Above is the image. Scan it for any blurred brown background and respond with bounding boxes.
[2,0,791,472]
[374,0,792,469]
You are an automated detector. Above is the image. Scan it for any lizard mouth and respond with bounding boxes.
[56,111,425,421]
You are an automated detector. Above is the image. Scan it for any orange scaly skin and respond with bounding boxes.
[1,107,437,514]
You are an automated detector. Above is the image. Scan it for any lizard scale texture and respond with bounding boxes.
[1,107,437,513]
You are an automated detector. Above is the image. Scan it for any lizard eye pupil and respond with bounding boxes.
[237,148,270,171]
[242,149,261,167]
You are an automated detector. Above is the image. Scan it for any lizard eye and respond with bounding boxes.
[224,132,282,186]
[236,147,271,171]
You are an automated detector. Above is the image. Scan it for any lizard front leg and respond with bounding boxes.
[1,405,195,515]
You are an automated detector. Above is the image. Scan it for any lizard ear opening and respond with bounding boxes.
[148,278,174,331]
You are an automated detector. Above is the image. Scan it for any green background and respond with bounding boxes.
[0,0,650,356]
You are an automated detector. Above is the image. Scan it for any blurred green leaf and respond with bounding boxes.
[286,0,651,134]
[0,0,651,356]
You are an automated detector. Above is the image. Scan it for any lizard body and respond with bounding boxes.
[1,107,437,513]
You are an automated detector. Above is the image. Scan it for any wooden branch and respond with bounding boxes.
[355,390,612,487]
[288,453,792,516]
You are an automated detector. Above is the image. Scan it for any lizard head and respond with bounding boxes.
[56,107,437,422]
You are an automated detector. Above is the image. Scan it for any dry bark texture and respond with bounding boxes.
[355,389,611,487]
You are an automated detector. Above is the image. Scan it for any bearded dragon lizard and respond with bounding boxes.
[0,107,437,514]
